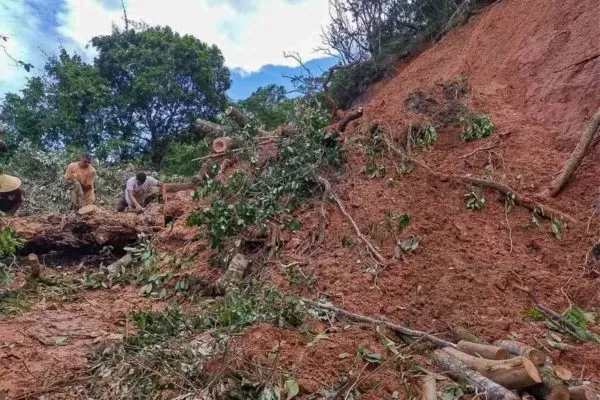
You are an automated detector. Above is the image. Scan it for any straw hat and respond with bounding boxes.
[0,174,22,192]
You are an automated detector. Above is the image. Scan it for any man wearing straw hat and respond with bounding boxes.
[64,153,96,209]
[0,173,22,216]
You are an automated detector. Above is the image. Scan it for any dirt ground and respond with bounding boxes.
[1,0,600,398]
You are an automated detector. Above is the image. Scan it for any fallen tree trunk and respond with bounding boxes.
[214,253,249,295]
[430,349,521,400]
[456,340,511,360]
[194,118,233,137]
[106,253,134,274]
[339,107,363,132]
[7,206,165,254]
[493,340,546,366]
[442,347,541,389]
[541,108,600,198]
[226,106,250,127]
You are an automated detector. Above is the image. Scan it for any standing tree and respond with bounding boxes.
[238,84,294,130]
[91,25,231,166]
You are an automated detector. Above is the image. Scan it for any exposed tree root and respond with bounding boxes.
[317,176,386,264]
[302,298,455,348]
[339,107,364,132]
[540,108,600,198]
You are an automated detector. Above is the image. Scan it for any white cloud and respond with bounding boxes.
[58,0,331,73]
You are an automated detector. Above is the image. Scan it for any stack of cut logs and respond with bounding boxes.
[428,337,596,400]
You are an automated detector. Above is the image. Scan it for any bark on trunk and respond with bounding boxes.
[430,349,521,400]
[7,206,165,254]
[214,253,249,295]
[542,108,600,197]
[493,340,546,366]
[442,347,541,390]
[456,341,511,360]
[194,118,232,137]
[226,106,250,127]
[569,385,596,400]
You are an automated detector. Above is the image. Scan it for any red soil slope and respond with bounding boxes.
[254,0,600,395]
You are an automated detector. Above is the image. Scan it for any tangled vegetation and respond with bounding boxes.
[188,100,342,249]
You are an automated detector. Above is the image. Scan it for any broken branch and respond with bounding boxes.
[302,298,455,348]
[339,107,364,132]
[317,176,385,264]
[493,340,546,366]
[541,108,600,197]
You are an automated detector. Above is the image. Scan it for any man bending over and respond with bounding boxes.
[116,172,163,212]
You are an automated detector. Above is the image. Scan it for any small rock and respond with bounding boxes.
[298,378,319,394]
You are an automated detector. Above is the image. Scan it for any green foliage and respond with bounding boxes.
[412,124,437,150]
[238,84,294,130]
[162,140,211,176]
[461,114,494,142]
[1,141,138,214]
[465,188,486,210]
[325,0,486,108]
[188,101,341,248]
[285,218,303,232]
[384,210,410,234]
[1,25,231,166]
[92,25,231,165]
[0,227,23,257]
[397,236,420,254]
[342,235,356,247]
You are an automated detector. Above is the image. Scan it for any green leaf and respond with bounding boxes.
[139,283,153,296]
[54,336,69,345]
[284,379,300,400]
[362,352,383,364]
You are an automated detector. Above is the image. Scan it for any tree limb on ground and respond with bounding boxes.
[382,136,577,224]
[339,107,364,132]
[317,176,386,264]
[302,298,455,348]
[540,108,600,198]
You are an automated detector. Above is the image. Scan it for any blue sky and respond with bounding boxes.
[0,0,337,100]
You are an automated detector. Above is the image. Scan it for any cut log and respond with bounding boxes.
[541,108,600,198]
[213,136,233,153]
[339,107,363,132]
[194,118,232,137]
[214,253,249,295]
[78,204,100,215]
[443,347,541,389]
[554,366,573,381]
[7,207,164,254]
[493,340,546,366]
[430,349,520,400]
[226,106,250,127]
[453,328,490,345]
[527,366,570,400]
[106,253,134,274]
[421,375,437,400]
[569,385,596,400]
[456,340,511,360]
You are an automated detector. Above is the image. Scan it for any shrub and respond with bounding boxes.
[162,140,211,176]
[461,115,494,142]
